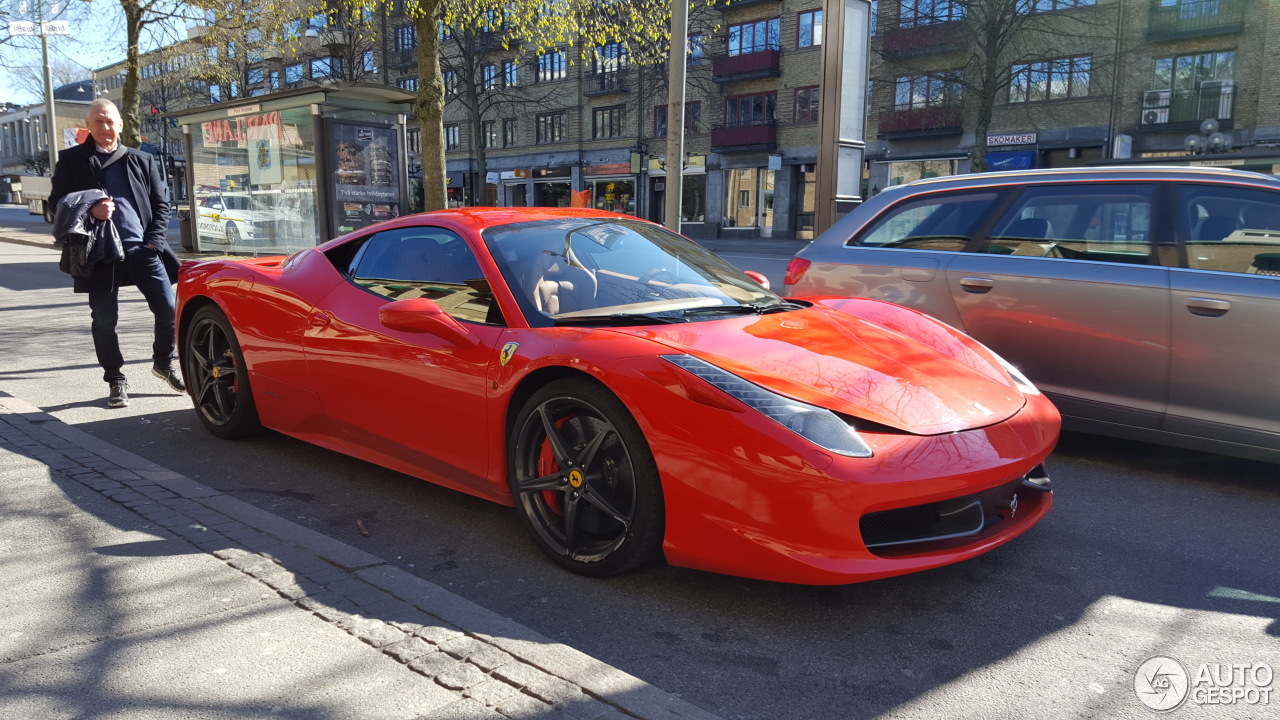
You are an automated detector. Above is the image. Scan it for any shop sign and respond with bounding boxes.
[988,133,1036,147]
[534,166,571,179]
[227,104,262,117]
[584,163,631,176]
[987,150,1036,171]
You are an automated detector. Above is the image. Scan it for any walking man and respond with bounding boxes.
[50,98,184,408]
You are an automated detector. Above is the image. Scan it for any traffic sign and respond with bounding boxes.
[7,20,36,35]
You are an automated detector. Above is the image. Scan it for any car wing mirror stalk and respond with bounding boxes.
[378,298,472,343]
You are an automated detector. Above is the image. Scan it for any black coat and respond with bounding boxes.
[50,137,179,293]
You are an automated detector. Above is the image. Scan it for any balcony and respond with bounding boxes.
[712,50,781,83]
[880,21,966,59]
[710,120,777,153]
[876,103,964,138]
[583,71,628,97]
[1137,83,1235,131]
[714,0,782,10]
[1148,0,1245,41]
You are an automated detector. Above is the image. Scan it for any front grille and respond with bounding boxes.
[859,468,1047,552]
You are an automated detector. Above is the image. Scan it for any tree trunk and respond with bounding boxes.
[120,0,144,148]
[415,6,447,211]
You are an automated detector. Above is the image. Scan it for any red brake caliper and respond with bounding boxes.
[536,415,575,516]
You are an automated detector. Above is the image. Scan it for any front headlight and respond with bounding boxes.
[993,354,1041,396]
[662,355,873,458]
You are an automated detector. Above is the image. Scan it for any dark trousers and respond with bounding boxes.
[88,246,177,383]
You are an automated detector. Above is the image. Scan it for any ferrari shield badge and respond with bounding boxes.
[499,342,519,366]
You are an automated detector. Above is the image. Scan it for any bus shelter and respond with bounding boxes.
[170,83,415,254]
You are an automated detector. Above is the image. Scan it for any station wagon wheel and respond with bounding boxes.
[184,305,261,439]
[509,378,664,577]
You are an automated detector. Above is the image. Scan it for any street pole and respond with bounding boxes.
[663,0,687,233]
[37,0,59,174]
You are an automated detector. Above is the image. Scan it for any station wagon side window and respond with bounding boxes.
[980,184,1154,264]
[852,192,1000,251]
[346,227,503,325]
[1177,185,1280,276]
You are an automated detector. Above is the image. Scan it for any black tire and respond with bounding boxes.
[226,223,242,246]
[508,378,665,577]
[184,305,261,439]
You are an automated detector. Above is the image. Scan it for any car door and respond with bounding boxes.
[303,225,506,491]
[1167,183,1280,452]
[944,183,1171,429]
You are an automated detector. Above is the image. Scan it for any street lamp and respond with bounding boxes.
[1185,118,1233,156]
[3,0,71,174]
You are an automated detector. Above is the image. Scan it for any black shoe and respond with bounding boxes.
[107,379,129,408]
[152,364,185,393]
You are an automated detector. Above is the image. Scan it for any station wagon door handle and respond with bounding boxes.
[1184,297,1231,317]
[959,277,995,293]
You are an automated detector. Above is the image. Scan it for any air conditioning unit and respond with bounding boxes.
[1143,89,1172,108]
[1200,79,1233,92]
[1142,108,1169,125]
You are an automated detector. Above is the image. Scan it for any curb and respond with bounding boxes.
[0,390,722,720]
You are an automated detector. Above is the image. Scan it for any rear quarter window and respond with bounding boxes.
[851,191,1000,251]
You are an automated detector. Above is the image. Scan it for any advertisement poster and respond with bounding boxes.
[330,122,402,234]
[248,136,283,186]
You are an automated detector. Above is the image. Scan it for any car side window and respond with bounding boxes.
[1177,185,1280,276]
[349,227,503,325]
[980,185,1154,264]
[852,192,1000,251]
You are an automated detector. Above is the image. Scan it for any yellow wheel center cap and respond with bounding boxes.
[568,469,584,488]
[211,366,221,379]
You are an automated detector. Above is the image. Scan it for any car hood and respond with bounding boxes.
[620,298,1025,435]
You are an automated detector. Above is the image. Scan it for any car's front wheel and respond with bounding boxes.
[225,223,242,246]
[508,378,664,577]
[184,304,261,439]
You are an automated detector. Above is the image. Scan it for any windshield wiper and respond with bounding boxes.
[553,313,688,326]
[684,300,804,317]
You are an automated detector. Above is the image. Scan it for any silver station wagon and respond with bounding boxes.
[785,167,1280,463]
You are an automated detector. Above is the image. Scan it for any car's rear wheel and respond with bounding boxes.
[225,223,242,246]
[184,305,261,439]
[509,378,664,577]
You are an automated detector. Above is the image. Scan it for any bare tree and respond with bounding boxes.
[23,153,50,175]
[6,57,89,99]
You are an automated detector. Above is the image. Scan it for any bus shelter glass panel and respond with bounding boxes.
[191,107,319,253]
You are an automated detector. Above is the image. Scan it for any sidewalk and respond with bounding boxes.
[0,390,722,720]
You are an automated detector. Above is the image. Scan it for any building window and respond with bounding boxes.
[798,10,823,47]
[1009,55,1090,103]
[396,25,418,51]
[406,127,421,153]
[269,70,280,89]
[898,0,964,27]
[1022,0,1095,12]
[724,92,777,127]
[872,0,878,35]
[536,51,566,82]
[536,112,565,143]
[439,21,453,40]
[311,57,338,79]
[285,63,304,85]
[482,120,498,148]
[363,50,376,73]
[210,84,222,103]
[441,71,457,96]
[654,102,701,136]
[592,105,624,139]
[688,33,705,65]
[596,42,627,74]
[727,18,780,56]
[398,76,418,91]
[444,124,460,150]
[1154,50,1234,92]
[794,86,820,123]
[895,72,962,109]
[483,63,499,89]
[503,117,518,147]
[503,60,518,86]
[247,67,264,84]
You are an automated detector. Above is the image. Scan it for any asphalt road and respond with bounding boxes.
[2,225,1277,719]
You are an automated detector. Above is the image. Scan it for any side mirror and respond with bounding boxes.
[743,270,771,290]
[378,297,469,338]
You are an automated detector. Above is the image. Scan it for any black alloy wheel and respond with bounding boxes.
[509,378,664,577]
[184,305,261,439]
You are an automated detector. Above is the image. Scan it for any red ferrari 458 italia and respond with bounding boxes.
[176,207,1059,585]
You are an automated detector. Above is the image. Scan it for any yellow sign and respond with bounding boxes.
[499,342,519,366]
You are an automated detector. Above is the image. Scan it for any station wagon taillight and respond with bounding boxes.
[784,257,811,287]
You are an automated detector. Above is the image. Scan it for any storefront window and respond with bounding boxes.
[586,178,635,214]
[797,168,816,234]
[682,175,706,222]
[722,168,774,228]
[191,107,319,253]
[534,181,572,207]
[888,159,956,186]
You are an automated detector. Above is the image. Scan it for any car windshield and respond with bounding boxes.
[483,217,782,326]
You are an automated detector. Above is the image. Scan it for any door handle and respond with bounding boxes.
[1184,297,1231,317]
[959,277,995,293]
[308,311,332,327]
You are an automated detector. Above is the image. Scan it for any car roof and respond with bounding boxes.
[318,207,642,250]
[896,165,1280,192]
